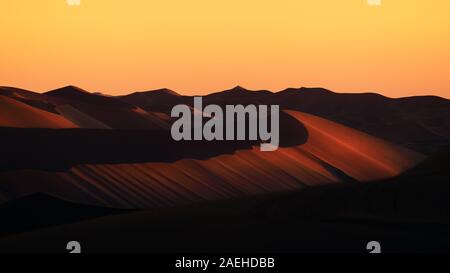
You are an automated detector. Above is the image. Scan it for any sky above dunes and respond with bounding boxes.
[0,0,449,97]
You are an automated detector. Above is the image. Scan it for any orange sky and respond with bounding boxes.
[1,0,449,97]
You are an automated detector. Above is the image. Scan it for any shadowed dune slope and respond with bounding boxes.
[0,111,423,209]
[119,88,189,114]
[1,153,449,253]
[0,193,127,238]
[55,105,111,129]
[0,95,78,128]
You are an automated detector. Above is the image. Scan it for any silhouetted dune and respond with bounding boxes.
[120,88,190,113]
[120,86,273,114]
[203,86,273,106]
[45,86,133,109]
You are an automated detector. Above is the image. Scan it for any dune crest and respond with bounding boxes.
[286,111,425,181]
[0,95,77,128]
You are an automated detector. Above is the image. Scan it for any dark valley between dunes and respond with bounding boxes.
[1,85,450,252]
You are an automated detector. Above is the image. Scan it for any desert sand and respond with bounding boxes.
[0,95,78,128]
[0,110,424,208]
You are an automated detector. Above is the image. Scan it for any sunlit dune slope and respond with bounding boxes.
[0,95,78,128]
[268,88,450,154]
[0,147,340,208]
[0,111,424,209]
[286,111,425,181]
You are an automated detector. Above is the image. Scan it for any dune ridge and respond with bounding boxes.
[55,105,111,129]
[0,95,78,128]
[2,85,450,154]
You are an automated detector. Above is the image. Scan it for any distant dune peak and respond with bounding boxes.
[281,87,334,94]
[45,85,136,110]
[46,85,90,95]
[207,86,273,99]
[225,86,273,94]
[136,88,180,96]
[229,85,249,92]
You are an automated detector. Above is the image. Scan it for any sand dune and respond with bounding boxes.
[0,86,171,130]
[1,144,449,253]
[0,95,78,128]
[45,86,132,109]
[287,111,425,181]
[2,86,169,130]
[119,88,187,113]
[267,87,450,154]
[0,110,423,208]
[132,107,171,130]
[55,105,111,129]
[44,86,171,130]
[2,85,449,152]
[0,147,340,208]
[1,146,447,253]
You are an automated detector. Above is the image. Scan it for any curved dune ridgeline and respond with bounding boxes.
[0,95,78,129]
[0,110,424,209]
[286,111,425,181]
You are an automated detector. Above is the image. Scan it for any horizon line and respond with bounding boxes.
[0,84,448,100]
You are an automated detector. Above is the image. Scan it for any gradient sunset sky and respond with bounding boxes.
[1,0,449,97]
